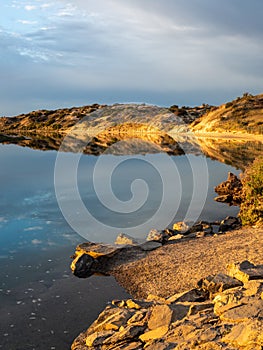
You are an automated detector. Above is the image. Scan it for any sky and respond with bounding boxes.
[1,0,263,116]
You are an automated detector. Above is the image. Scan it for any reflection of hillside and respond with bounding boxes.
[82,126,185,155]
[0,132,261,170]
[0,133,64,151]
[196,137,263,170]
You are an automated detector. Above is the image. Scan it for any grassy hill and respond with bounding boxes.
[191,93,263,135]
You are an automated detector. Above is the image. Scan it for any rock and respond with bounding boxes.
[213,288,244,316]
[167,234,184,241]
[75,242,122,259]
[147,229,166,243]
[115,233,139,245]
[71,253,94,278]
[139,326,169,342]
[218,216,241,232]
[214,172,243,206]
[148,304,173,330]
[71,261,263,349]
[87,307,132,334]
[219,299,263,322]
[243,280,263,297]
[144,340,177,349]
[127,310,147,326]
[197,273,243,297]
[187,302,214,316]
[126,300,142,310]
[85,330,115,347]
[103,341,143,349]
[103,325,145,345]
[166,288,207,304]
[140,241,162,251]
[227,260,263,283]
[222,320,263,348]
[172,221,190,233]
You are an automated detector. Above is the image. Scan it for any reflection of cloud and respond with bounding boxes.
[0,217,7,223]
[62,233,80,243]
[24,226,43,231]
[31,239,42,245]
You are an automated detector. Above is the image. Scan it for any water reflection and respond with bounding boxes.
[0,132,261,169]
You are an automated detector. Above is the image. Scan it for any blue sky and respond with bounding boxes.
[1,0,263,116]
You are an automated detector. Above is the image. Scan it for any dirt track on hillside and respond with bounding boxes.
[112,227,263,298]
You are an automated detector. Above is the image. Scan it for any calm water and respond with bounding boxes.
[0,142,242,349]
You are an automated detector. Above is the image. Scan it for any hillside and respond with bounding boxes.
[0,103,209,135]
[0,104,105,133]
[191,93,263,135]
[0,94,262,136]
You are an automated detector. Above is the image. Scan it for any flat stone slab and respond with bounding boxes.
[76,242,123,258]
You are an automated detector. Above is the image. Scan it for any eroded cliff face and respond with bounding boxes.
[191,93,263,135]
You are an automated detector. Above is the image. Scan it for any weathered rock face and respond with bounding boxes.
[71,261,263,350]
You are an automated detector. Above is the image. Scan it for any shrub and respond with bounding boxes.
[239,157,263,226]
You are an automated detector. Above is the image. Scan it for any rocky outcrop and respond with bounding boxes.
[214,172,243,206]
[71,261,263,350]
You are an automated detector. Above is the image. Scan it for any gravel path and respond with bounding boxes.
[112,227,263,298]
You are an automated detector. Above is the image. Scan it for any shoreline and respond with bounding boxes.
[111,226,263,299]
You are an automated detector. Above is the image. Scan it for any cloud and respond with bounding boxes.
[0,0,263,115]
[24,5,36,11]
[18,19,37,25]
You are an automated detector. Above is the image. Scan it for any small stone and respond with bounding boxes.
[167,234,183,241]
[172,222,190,233]
[115,233,139,245]
[126,299,141,310]
[146,229,165,243]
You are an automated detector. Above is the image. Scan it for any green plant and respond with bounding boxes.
[239,157,263,226]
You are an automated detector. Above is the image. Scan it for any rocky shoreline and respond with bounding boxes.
[71,260,263,350]
[70,220,263,349]
[72,228,263,350]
